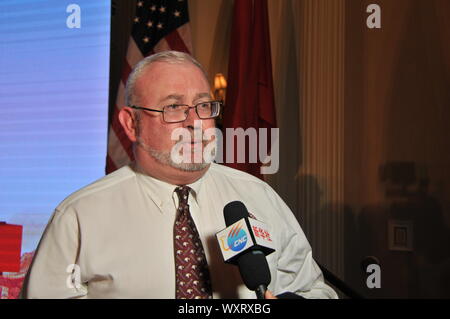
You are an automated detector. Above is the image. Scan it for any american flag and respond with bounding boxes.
[106,0,193,174]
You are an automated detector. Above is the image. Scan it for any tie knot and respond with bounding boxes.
[175,186,190,205]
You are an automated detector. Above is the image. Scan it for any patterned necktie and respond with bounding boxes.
[174,186,212,299]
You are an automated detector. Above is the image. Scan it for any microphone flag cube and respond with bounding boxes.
[216,217,275,264]
[0,222,23,272]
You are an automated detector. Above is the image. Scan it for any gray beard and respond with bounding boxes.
[136,139,210,172]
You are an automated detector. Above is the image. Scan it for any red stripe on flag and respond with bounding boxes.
[147,48,155,57]
[111,106,134,160]
[165,30,189,53]
[121,61,132,86]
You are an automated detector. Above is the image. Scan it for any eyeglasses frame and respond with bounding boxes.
[128,100,222,123]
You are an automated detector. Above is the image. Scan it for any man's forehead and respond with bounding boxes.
[160,92,212,101]
[135,62,211,102]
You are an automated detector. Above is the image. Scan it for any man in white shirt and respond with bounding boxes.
[22,51,337,299]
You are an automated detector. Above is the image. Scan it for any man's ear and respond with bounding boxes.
[118,106,138,142]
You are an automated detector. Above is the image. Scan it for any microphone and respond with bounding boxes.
[216,201,275,299]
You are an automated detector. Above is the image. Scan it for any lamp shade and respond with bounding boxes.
[0,223,23,272]
[214,73,227,90]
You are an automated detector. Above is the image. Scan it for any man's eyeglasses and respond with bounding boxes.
[129,101,222,123]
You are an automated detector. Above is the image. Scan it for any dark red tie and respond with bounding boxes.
[174,186,212,299]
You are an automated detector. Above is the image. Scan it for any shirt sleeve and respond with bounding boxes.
[266,186,338,299]
[21,207,88,299]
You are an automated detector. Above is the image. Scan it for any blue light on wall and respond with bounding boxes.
[0,0,111,254]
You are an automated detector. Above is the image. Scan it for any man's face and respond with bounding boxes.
[132,61,216,171]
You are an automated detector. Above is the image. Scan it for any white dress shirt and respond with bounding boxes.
[22,163,337,299]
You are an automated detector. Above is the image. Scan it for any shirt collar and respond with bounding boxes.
[132,164,206,213]
[135,169,176,214]
[187,175,203,202]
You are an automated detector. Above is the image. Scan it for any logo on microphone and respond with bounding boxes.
[227,221,248,252]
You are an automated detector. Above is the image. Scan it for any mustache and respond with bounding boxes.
[136,130,215,150]
[173,129,214,144]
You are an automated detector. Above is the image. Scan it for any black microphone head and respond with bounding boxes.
[223,201,272,292]
[224,201,249,226]
[237,250,271,290]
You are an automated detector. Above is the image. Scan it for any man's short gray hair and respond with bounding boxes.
[124,51,208,107]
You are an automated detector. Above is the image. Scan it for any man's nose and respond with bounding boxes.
[182,106,201,128]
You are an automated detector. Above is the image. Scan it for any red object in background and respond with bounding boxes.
[222,0,277,180]
[0,222,23,273]
[0,252,34,299]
